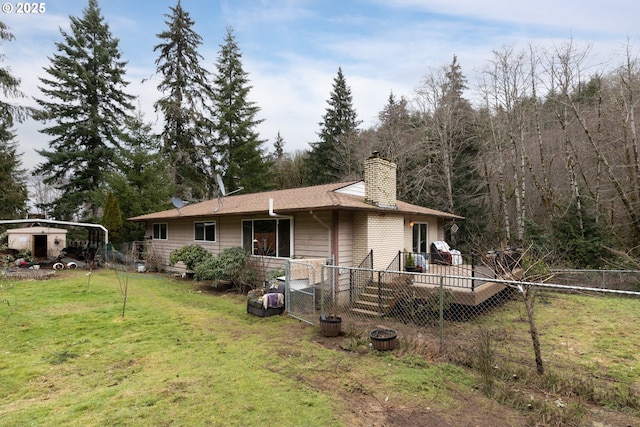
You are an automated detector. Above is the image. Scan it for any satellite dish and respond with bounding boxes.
[214,173,244,213]
[172,197,188,215]
[216,174,226,197]
[172,197,187,209]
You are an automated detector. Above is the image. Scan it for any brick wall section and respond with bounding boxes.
[367,214,404,270]
[352,212,405,270]
[364,156,397,208]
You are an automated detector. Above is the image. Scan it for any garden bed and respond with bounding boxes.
[3,269,57,280]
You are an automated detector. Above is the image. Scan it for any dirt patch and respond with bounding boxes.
[308,333,528,427]
[309,332,640,427]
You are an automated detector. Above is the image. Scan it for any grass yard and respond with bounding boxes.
[0,269,520,426]
[1,269,639,426]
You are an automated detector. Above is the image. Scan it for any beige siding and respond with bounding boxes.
[217,217,243,249]
[7,227,67,259]
[293,212,331,259]
[146,212,333,270]
[144,210,447,274]
[403,216,439,252]
[337,210,353,266]
[146,217,229,270]
[352,212,368,266]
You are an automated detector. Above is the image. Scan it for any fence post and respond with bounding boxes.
[377,271,382,315]
[349,268,354,305]
[471,253,476,291]
[439,275,444,351]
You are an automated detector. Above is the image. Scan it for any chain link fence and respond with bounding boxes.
[314,255,640,418]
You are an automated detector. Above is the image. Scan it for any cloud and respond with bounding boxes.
[4,0,640,175]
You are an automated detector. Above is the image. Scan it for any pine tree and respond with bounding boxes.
[433,56,486,249]
[33,0,134,221]
[107,112,174,241]
[102,191,123,245]
[306,67,361,185]
[0,22,28,218]
[375,92,423,204]
[273,131,285,160]
[210,27,271,194]
[153,0,211,200]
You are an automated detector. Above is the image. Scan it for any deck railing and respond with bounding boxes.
[349,250,374,306]
[392,251,499,290]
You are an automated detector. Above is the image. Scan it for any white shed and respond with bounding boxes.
[7,226,68,259]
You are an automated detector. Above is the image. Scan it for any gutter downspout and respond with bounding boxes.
[269,198,286,217]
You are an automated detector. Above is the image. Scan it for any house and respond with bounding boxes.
[6,226,68,259]
[128,155,463,273]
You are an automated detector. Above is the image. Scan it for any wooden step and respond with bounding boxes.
[358,291,394,304]
[351,307,385,317]
[353,299,390,310]
[362,285,395,296]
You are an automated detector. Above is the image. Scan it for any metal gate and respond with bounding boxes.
[285,258,332,325]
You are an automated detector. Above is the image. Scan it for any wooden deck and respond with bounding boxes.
[407,263,509,306]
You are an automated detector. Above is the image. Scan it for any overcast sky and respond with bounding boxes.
[2,0,638,173]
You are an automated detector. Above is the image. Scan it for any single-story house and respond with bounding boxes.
[6,226,68,259]
[128,155,463,273]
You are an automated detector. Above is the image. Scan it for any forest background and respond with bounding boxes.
[1,0,639,268]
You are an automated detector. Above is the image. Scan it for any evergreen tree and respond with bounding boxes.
[0,22,28,218]
[375,92,423,204]
[33,0,135,220]
[210,27,271,194]
[107,112,174,241]
[440,56,487,249]
[306,67,361,185]
[271,150,308,190]
[154,0,211,200]
[102,191,123,245]
[553,196,608,268]
[273,131,285,160]
[418,56,486,250]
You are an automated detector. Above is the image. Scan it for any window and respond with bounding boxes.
[412,222,428,254]
[153,223,167,240]
[194,221,216,242]
[242,218,291,257]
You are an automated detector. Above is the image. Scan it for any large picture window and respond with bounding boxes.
[194,221,215,242]
[242,218,291,257]
[153,223,167,240]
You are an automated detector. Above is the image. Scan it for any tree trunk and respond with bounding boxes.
[524,286,544,375]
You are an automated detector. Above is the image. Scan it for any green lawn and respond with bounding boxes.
[0,270,484,426]
[2,270,639,426]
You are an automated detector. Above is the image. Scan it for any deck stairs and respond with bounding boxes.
[351,281,396,317]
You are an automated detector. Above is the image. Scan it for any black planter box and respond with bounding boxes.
[246,298,284,317]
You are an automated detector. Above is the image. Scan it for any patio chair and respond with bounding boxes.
[430,241,453,265]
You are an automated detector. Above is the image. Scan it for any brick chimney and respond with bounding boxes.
[364,152,397,209]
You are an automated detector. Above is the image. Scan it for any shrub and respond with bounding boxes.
[169,245,213,271]
[193,247,258,291]
[143,246,164,273]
